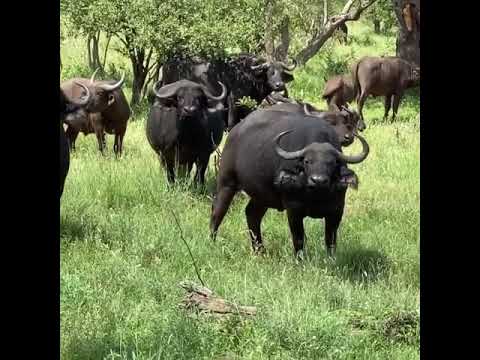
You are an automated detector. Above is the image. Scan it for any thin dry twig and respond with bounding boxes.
[170,210,205,286]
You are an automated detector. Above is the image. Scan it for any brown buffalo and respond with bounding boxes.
[61,70,130,156]
[352,56,420,130]
[322,75,355,111]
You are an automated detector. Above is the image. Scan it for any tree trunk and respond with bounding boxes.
[373,19,381,33]
[87,32,103,73]
[392,0,420,67]
[101,34,112,71]
[274,16,290,61]
[141,60,162,101]
[264,0,275,61]
[129,47,153,107]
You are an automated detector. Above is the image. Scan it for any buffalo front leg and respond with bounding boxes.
[160,152,176,184]
[384,94,393,121]
[286,209,306,259]
[391,92,404,122]
[113,129,126,158]
[245,200,268,254]
[210,186,236,241]
[324,212,343,259]
[65,127,79,152]
[227,93,236,131]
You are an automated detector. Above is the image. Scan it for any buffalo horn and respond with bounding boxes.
[250,62,269,71]
[98,72,125,92]
[280,58,297,72]
[274,130,306,160]
[71,81,91,106]
[89,68,100,84]
[201,81,227,101]
[335,134,369,164]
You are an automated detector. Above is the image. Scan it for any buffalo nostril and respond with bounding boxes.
[183,106,196,113]
[310,175,329,186]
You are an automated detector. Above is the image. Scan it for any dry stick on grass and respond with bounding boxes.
[179,281,257,317]
[170,209,205,287]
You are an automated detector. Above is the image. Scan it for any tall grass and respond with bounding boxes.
[61,19,419,360]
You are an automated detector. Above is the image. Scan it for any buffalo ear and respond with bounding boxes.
[339,169,359,190]
[283,73,294,83]
[107,94,116,106]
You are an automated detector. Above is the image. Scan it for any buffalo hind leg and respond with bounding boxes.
[384,94,393,121]
[356,91,368,131]
[210,186,237,241]
[391,92,404,122]
[324,212,343,259]
[194,154,210,187]
[245,200,268,254]
[286,209,306,259]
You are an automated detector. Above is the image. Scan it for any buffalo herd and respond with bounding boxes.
[60,53,419,259]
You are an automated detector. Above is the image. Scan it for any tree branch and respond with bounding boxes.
[295,0,378,66]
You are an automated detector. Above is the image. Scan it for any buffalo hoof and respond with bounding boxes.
[326,246,336,260]
[295,249,305,261]
[210,231,217,242]
[252,244,266,255]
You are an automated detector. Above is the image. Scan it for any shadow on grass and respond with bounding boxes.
[332,247,391,283]
[60,215,93,242]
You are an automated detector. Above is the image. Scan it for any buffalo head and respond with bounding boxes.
[85,68,125,113]
[251,59,296,92]
[303,104,360,146]
[274,130,369,191]
[153,79,227,118]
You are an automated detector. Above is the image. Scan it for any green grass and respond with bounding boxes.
[61,20,419,360]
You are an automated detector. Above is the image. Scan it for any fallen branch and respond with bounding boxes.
[179,281,257,317]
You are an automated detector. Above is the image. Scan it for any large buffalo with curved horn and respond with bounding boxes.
[146,79,227,185]
[60,83,91,198]
[210,109,369,258]
[61,69,131,156]
[160,54,297,130]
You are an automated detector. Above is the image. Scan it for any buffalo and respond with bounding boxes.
[265,102,360,147]
[146,79,227,185]
[160,54,296,130]
[210,109,369,258]
[60,83,91,198]
[352,56,420,130]
[61,70,131,156]
[322,75,355,112]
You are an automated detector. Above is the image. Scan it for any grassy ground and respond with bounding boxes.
[60,21,420,360]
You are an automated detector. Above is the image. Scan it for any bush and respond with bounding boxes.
[61,60,91,81]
